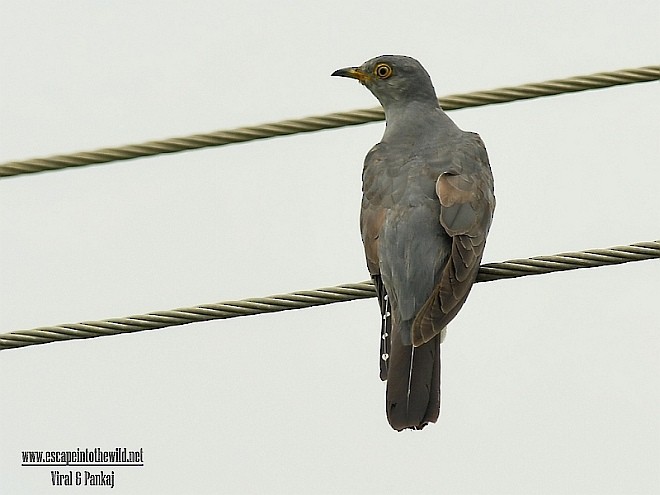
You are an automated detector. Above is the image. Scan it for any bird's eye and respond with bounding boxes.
[374,63,393,79]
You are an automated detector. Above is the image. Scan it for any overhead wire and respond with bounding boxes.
[1,240,657,351]
[1,65,657,178]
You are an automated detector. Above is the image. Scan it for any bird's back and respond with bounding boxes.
[362,126,484,336]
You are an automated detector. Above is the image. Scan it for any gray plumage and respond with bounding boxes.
[333,55,495,431]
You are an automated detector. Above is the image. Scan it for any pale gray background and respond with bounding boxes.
[1,1,658,494]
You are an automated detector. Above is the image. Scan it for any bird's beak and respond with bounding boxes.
[331,67,370,84]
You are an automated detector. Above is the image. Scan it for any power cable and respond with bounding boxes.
[1,240,657,351]
[1,65,657,178]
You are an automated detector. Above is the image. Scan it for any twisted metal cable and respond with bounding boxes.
[1,65,657,178]
[1,240,657,351]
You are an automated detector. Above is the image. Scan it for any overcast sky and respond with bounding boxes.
[1,1,658,494]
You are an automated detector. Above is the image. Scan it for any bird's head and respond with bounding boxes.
[332,55,439,109]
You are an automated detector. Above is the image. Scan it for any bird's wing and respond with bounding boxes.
[411,133,495,346]
[360,144,392,379]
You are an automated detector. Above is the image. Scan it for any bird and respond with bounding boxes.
[332,55,495,431]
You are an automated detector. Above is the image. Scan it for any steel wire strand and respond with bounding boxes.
[1,66,657,178]
[0,241,657,351]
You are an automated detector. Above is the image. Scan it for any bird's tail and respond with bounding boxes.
[373,276,391,381]
[385,319,441,431]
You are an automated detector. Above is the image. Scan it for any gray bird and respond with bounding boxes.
[332,55,495,431]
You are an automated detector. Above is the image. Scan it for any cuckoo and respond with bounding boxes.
[332,55,495,431]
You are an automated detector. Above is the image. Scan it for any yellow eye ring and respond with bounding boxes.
[374,63,393,79]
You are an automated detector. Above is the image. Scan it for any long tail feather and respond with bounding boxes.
[385,321,441,431]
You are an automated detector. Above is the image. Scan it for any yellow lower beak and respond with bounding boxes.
[331,67,370,84]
